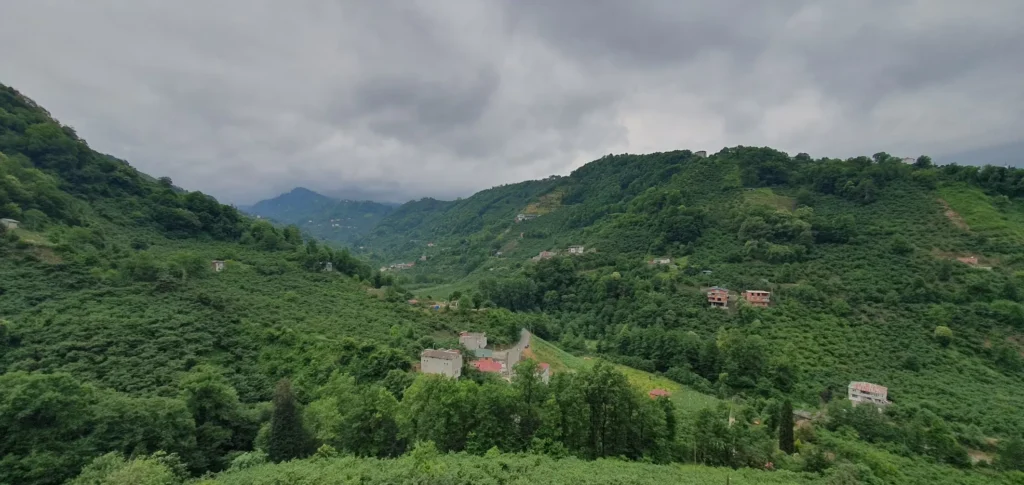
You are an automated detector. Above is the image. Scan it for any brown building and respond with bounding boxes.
[707,286,729,308]
[743,290,771,308]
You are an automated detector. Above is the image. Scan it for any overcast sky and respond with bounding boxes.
[2,1,1022,204]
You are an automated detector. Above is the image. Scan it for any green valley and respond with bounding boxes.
[3,80,1024,485]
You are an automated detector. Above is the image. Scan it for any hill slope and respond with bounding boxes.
[242,187,395,244]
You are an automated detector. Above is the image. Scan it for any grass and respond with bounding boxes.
[529,336,720,413]
[743,188,796,212]
[939,184,1024,246]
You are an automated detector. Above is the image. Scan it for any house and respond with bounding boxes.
[567,245,585,255]
[650,257,671,265]
[901,157,917,164]
[407,299,419,305]
[707,286,729,308]
[648,388,671,399]
[420,255,427,261]
[459,331,487,350]
[323,262,333,272]
[211,260,226,272]
[957,256,978,265]
[392,262,415,270]
[0,218,18,230]
[694,150,707,158]
[848,381,890,406]
[743,290,771,308]
[449,300,459,310]
[537,362,551,384]
[495,251,503,256]
[532,251,556,261]
[515,213,538,222]
[427,242,435,247]
[421,349,463,378]
[702,270,713,275]
[472,358,504,374]
[493,347,522,372]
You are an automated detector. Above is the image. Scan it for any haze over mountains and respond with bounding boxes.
[241,187,396,243]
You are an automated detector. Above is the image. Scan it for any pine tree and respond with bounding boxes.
[779,399,795,454]
[268,379,310,462]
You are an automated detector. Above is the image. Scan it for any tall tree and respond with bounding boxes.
[268,379,310,462]
[779,399,795,454]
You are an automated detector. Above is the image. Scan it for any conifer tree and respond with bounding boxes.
[779,399,795,454]
[268,379,310,462]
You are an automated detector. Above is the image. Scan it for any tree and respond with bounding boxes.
[933,326,953,347]
[268,379,310,462]
[779,399,795,454]
[996,436,1024,471]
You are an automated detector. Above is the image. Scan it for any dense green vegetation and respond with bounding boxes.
[2,80,1024,484]
[242,187,395,244]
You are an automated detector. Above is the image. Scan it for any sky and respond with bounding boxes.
[1,1,1023,205]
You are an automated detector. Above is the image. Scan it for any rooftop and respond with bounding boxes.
[421,349,461,360]
[472,358,503,373]
[648,388,671,398]
[849,381,888,395]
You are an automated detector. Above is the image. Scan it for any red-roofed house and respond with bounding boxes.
[707,287,729,308]
[648,388,671,399]
[472,358,504,374]
[848,381,890,406]
[743,290,771,308]
[537,362,551,384]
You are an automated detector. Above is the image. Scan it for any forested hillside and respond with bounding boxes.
[242,187,395,244]
[2,80,1023,485]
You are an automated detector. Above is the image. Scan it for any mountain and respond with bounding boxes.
[242,187,395,244]
[3,80,1024,485]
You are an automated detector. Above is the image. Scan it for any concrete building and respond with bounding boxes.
[848,381,890,406]
[211,260,226,272]
[694,150,707,158]
[459,331,487,350]
[901,157,917,164]
[323,261,333,272]
[421,349,463,378]
[516,213,538,222]
[743,290,771,308]
[567,245,585,255]
[537,362,551,384]
[650,257,671,265]
[493,347,521,372]
[707,286,729,308]
[0,218,18,230]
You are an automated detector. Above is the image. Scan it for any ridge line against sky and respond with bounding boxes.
[2,0,1022,205]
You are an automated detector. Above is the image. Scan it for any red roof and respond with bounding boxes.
[407,299,419,304]
[472,358,503,373]
[648,388,671,398]
[538,363,550,371]
[849,381,887,395]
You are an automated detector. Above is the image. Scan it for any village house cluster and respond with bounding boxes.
[705,287,772,309]
[420,331,550,384]
[381,262,415,272]
[532,245,586,261]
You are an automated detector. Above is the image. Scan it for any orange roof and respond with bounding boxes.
[472,358,503,373]
[648,388,671,398]
[538,363,550,371]
[849,381,887,395]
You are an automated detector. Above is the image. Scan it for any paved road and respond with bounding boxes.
[514,328,531,353]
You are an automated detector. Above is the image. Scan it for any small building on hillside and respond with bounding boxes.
[421,349,463,379]
[707,286,729,308]
[392,262,415,270]
[648,388,672,399]
[460,331,487,350]
[448,300,459,310]
[694,150,707,158]
[743,290,771,308]
[427,242,435,247]
[0,218,18,230]
[323,262,333,272]
[650,257,671,265]
[537,362,551,384]
[420,255,428,261]
[516,213,538,222]
[901,157,916,164]
[567,245,585,255]
[532,251,556,261]
[701,269,713,275]
[848,381,890,406]
[472,358,504,374]
[211,260,226,272]
[957,255,978,265]
[493,347,522,373]
[407,299,419,305]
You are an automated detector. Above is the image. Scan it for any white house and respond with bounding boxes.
[0,218,18,230]
[211,260,226,272]
[324,261,333,272]
[459,331,486,350]
[567,245,585,255]
[650,257,671,265]
[901,157,917,165]
[694,150,707,158]
[421,349,463,378]
[537,362,551,384]
[848,381,890,406]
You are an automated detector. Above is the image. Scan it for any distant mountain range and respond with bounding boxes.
[241,187,397,243]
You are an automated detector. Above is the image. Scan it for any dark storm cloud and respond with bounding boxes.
[0,1,1021,205]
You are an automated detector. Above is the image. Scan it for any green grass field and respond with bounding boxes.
[939,184,1024,246]
[529,336,720,413]
[743,188,796,212]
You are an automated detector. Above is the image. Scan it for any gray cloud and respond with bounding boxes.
[1,0,1022,205]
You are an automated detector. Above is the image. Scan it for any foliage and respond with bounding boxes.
[267,379,311,462]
